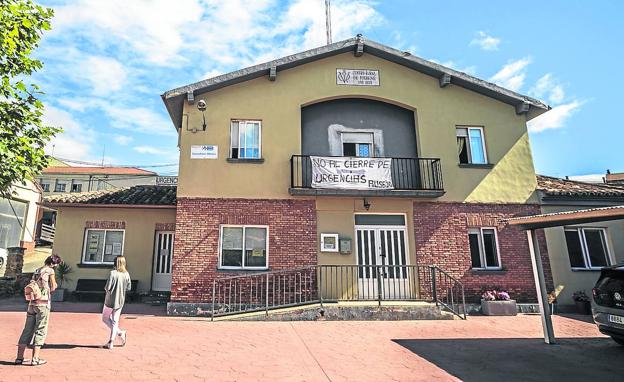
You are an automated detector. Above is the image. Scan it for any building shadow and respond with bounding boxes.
[0,299,167,316]
[556,313,594,324]
[393,337,623,382]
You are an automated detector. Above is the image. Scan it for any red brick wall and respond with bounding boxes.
[413,202,552,302]
[172,198,317,302]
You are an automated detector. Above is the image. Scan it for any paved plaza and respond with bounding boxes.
[0,304,622,381]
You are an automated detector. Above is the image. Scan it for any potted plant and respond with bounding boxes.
[52,262,73,302]
[572,290,591,315]
[481,290,517,316]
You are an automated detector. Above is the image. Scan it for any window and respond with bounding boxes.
[82,229,124,264]
[342,132,373,157]
[219,225,268,269]
[230,120,261,159]
[54,182,67,192]
[468,228,501,269]
[564,227,612,270]
[0,198,27,248]
[40,182,50,192]
[457,127,487,164]
[71,183,82,193]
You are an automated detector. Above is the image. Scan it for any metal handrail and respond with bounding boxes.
[430,265,466,319]
[210,264,466,319]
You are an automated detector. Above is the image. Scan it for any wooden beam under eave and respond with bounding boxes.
[354,42,364,57]
[187,91,194,105]
[516,102,530,115]
[269,66,277,81]
[439,73,451,88]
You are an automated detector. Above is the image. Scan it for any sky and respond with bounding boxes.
[33,0,623,178]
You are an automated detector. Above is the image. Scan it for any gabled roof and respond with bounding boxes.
[43,185,176,207]
[537,175,624,198]
[161,35,550,131]
[43,166,157,176]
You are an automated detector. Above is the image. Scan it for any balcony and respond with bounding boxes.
[289,155,445,197]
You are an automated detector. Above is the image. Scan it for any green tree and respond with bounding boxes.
[0,0,59,195]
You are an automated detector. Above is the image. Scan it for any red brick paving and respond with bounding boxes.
[0,310,606,381]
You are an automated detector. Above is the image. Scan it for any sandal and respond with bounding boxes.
[101,341,113,349]
[30,358,47,366]
[14,358,24,365]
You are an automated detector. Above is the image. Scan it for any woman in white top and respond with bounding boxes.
[102,255,132,349]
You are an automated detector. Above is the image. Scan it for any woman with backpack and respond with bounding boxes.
[101,255,131,349]
[15,254,63,366]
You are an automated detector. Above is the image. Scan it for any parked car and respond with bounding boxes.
[0,247,7,277]
[592,264,624,345]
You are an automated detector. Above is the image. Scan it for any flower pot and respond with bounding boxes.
[574,300,591,315]
[51,288,66,302]
[481,299,517,316]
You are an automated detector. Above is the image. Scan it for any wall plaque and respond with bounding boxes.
[336,68,380,86]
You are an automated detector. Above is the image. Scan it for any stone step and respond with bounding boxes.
[217,302,459,321]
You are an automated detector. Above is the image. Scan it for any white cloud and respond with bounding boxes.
[134,145,179,161]
[470,31,501,51]
[431,59,477,75]
[527,100,583,133]
[113,134,133,146]
[57,98,87,112]
[52,0,382,68]
[489,57,532,91]
[568,174,605,183]
[134,146,168,155]
[52,0,204,66]
[43,105,97,160]
[101,104,175,136]
[529,74,565,104]
[78,56,127,95]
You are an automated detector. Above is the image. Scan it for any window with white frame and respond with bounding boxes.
[564,227,612,269]
[54,182,67,192]
[230,120,261,159]
[40,182,50,192]
[71,182,82,192]
[457,126,487,164]
[82,229,124,264]
[468,227,501,269]
[341,132,373,157]
[220,225,268,269]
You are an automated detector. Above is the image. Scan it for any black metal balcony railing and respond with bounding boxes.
[290,155,444,191]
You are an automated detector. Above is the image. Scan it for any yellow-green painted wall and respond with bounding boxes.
[316,197,416,266]
[542,205,624,305]
[316,198,418,299]
[51,207,176,292]
[177,52,538,203]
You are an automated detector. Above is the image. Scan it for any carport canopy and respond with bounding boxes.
[507,205,624,344]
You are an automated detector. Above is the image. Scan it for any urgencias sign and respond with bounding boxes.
[311,156,394,190]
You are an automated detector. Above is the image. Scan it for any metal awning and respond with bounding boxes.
[506,204,624,344]
[508,205,624,230]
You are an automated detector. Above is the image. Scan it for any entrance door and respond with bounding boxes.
[152,231,174,291]
[355,215,409,300]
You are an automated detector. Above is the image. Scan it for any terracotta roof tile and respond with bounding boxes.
[537,175,624,197]
[43,185,176,206]
[43,166,156,175]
